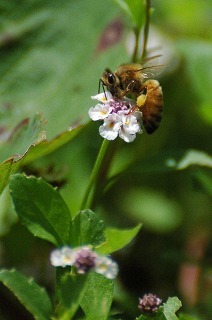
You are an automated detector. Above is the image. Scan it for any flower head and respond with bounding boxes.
[89,92,142,143]
[94,256,119,280]
[138,293,162,314]
[50,247,76,267]
[50,246,119,280]
[73,246,97,274]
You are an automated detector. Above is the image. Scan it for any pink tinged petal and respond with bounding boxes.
[99,114,122,140]
[88,104,112,120]
[99,125,119,140]
[91,92,113,103]
[119,130,136,143]
[121,115,142,134]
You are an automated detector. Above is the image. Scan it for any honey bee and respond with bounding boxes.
[100,56,163,134]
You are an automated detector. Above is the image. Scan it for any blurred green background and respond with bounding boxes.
[0,0,211,319]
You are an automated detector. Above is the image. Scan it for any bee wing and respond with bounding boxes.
[140,55,166,78]
[140,65,165,79]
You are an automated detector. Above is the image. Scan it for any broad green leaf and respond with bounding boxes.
[0,113,83,195]
[0,269,53,320]
[69,210,106,247]
[0,114,46,195]
[0,1,124,139]
[56,273,88,320]
[22,123,84,165]
[0,114,46,163]
[9,174,71,245]
[114,0,146,30]
[80,272,114,320]
[163,297,182,320]
[97,223,142,255]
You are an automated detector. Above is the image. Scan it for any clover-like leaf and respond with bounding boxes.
[80,272,113,320]
[69,210,106,247]
[163,297,182,320]
[97,223,142,255]
[10,174,71,245]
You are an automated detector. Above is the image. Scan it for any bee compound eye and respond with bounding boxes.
[108,73,115,84]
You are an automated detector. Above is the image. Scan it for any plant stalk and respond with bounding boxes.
[141,0,151,61]
[80,139,110,210]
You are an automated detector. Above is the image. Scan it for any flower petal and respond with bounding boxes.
[91,91,113,103]
[99,114,122,140]
[88,103,112,120]
[94,256,119,279]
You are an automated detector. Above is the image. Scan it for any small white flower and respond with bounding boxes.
[94,256,119,280]
[119,114,142,143]
[50,247,76,267]
[99,114,122,140]
[89,92,143,143]
[91,91,113,103]
[88,103,112,121]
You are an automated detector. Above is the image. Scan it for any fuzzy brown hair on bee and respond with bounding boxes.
[100,57,164,134]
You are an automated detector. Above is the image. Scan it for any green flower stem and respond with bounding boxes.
[80,138,110,210]
[141,0,151,61]
[132,27,140,63]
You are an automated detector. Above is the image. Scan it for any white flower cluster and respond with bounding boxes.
[50,246,118,280]
[88,92,143,143]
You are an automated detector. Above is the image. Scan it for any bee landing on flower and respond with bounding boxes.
[88,92,143,143]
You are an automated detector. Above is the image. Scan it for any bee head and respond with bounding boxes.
[100,68,120,96]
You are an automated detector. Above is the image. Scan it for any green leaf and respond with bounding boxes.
[97,223,142,255]
[0,114,46,195]
[80,272,114,320]
[22,123,84,165]
[0,114,46,163]
[0,269,53,320]
[56,273,88,320]
[163,297,182,320]
[114,0,146,29]
[9,174,71,245]
[0,1,123,139]
[69,210,106,247]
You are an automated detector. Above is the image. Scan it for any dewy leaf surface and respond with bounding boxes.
[0,269,53,320]
[10,174,71,245]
